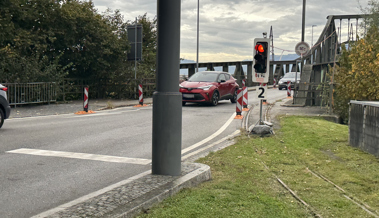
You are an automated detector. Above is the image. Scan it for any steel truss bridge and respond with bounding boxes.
[180,14,368,107]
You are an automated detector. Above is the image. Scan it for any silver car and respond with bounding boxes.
[0,84,11,128]
[278,72,300,90]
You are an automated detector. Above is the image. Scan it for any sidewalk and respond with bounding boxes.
[9,98,153,119]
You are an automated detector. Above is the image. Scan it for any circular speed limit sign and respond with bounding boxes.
[295,42,310,56]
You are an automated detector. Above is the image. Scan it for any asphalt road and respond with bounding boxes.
[0,88,287,217]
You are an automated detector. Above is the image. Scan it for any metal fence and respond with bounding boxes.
[2,78,157,105]
[349,101,379,158]
[3,82,57,106]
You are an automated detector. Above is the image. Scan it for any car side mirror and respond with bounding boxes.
[220,79,226,83]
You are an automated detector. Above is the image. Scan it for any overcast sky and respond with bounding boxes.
[91,0,369,62]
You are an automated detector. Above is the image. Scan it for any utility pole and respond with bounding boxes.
[270,26,274,61]
[196,0,200,72]
[152,0,182,176]
[302,0,306,42]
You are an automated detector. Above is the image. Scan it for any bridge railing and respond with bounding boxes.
[349,101,379,158]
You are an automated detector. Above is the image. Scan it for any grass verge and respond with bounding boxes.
[137,116,379,218]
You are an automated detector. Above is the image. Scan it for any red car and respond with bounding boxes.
[179,71,239,106]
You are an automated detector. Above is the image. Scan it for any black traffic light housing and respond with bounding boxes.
[253,42,268,73]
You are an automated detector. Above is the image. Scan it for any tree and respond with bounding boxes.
[333,1,379,121]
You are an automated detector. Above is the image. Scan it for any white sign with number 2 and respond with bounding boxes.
[257,84,267,100]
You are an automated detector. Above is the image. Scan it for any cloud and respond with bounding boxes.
[90,0,371,62]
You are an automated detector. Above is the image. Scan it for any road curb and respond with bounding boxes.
[39,163,211,218]
[114,163,211,218]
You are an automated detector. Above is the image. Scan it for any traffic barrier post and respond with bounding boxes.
[84,86,89,112]
[75,86,95,114]
[134,84,148,107]
[242,79,246,87]
[273,78,277,88]
[139,84,143,105]
[234,89,243,119]
[242,86,248,111]
[287,81,292,98]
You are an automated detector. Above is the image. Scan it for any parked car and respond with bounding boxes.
[179,71,239,106]
[0,84,11,128]
[278,72,301,90]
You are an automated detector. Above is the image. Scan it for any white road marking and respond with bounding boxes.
[182,130,240,160]
[13,110,240,218]
[181,112,236,154]
[7,148,151,165]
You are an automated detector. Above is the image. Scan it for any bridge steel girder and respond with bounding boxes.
[222,64,228,72]
[233,62,245,87]
[206,63,215,71]
[247,62,253,86]
[293,14,367,107]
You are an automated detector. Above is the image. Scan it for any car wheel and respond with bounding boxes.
[0,109,4,129]
[211,91,219,106]
[182,101,186,106]
[230,89,237,103]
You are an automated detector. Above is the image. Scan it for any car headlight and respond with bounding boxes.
[179,84,184,88]
[278,80,284,84]
[198,85,213,90]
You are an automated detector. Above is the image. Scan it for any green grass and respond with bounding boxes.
[137,116,379,218]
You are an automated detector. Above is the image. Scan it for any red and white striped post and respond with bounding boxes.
[273,78,277,88]
[287,81,291,97]
[138,84,143,105]
[242,86,248,111]
[234,89,243,119]
[83,86,89,112]
[242,79,246,87]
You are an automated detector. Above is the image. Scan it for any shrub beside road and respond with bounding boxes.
[137,116,379,218]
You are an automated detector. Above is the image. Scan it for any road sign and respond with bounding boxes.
[257,83,267,100]
[127,24,143,61]
[295,41,310,56]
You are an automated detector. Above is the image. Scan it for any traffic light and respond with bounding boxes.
[253,38,270,83]
[254,41,268,73]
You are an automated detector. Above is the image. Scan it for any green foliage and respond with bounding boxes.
[333,2,379,121]
[0,0,158,99]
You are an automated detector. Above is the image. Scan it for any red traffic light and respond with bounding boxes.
[255,44,265,53]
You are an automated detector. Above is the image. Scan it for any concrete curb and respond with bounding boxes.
[41,163,211,218]
[114,163,211,218]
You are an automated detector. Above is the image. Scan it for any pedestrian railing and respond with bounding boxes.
[2,78,157,106]
[3,82,57,106]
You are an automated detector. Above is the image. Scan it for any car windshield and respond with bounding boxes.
[283,72,300,78]
[188,72,219,82]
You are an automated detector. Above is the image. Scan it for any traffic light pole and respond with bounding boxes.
[152,0,182,176]
[259,99,263,125]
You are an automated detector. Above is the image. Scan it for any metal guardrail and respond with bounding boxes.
[3,82,57,106]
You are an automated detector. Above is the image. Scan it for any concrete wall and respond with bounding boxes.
[349,101,379,158]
